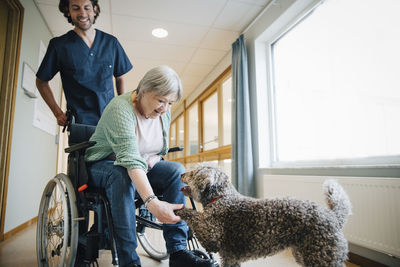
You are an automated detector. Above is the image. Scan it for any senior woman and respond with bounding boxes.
[85,66,212,267]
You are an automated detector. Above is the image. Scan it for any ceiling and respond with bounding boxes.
[34,0,270,104]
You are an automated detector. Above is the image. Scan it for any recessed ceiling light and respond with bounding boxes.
[152,28,168,38]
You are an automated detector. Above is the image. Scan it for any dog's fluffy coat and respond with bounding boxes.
[177,165,352,267]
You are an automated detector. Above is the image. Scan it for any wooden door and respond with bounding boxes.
[0,0,24,241]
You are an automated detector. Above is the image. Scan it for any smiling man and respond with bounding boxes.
[36,0,132,126]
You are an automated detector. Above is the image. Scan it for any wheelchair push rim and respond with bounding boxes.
[136,206,169,261]
[37,174,79,267]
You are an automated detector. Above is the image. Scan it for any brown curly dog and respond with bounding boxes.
[176,164,352,267]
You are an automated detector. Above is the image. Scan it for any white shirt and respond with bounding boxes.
[135,110,164,170]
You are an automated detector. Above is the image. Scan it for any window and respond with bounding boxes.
[202,92,219,150]
[222,77,232,146]
[188,103,199,155]
[169,122,176,160]
[266,0,400,167]
[220,159,232,181]
[168,67,232,167]
[177,115,184,158]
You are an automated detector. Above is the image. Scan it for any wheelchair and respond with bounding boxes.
[36,121,217,266]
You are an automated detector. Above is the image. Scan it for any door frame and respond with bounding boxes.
[0,0,24,241]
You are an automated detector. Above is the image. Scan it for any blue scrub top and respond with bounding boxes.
[37,29,132,125]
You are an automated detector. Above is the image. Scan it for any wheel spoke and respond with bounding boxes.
[37,175,78,267]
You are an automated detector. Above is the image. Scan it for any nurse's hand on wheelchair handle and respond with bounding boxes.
[146,198,184,224]
[57,111,68,128]
[61,110,72,132]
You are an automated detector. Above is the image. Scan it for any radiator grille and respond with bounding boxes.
[262,175,400,258]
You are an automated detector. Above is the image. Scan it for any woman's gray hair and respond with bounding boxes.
[136,66,182,101]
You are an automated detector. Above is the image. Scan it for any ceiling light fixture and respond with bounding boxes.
[152,28,168,38]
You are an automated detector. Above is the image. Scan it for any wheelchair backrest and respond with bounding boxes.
[66,123,96,192]
[68,123,96,146]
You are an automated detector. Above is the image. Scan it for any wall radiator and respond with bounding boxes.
[261,175,400,258]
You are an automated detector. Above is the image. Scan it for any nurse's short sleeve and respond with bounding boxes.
[36,39,59,81]
[113,39,132,77]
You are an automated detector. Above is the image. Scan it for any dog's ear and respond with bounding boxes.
[208,166,228,184]
[200,166,229,192]
[194,167,213,191]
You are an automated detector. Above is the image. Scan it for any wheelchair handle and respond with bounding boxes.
[62,110,73,133]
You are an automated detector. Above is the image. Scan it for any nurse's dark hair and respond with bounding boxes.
[59,0,100,25]
[137,66,183,102]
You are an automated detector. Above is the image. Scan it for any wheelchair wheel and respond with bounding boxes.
[37,173,79,267]
[136,207,169,261]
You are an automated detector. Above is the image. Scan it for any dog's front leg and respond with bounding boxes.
[176,208,221,253]
[221,258,240,267]
[176,208,199,225]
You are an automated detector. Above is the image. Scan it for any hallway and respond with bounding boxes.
[1,221,363,267]
[0,222,304,266]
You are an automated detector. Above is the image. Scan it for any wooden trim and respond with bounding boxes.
[217,85,224,145]
[185,154,201,163]
[55,89,66,174]
[348,252,387,267]
[173,145,231,164]
[2,217,37,241]
[200,145,231,162]
[198,99,203,153]
[0,0,24,242]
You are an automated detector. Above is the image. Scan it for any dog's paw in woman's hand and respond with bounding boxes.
[175,208,198,221]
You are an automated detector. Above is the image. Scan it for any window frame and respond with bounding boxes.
[254,0,400,177]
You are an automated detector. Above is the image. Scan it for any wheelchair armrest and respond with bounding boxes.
[168,147,184,153]
[65,141,96,154]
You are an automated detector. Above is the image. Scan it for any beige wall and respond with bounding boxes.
[5,0,60,233]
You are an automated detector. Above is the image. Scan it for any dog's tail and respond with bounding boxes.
[323,179,352,228]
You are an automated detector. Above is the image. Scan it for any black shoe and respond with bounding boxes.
[169,250,215,267]
[126,264,141,267]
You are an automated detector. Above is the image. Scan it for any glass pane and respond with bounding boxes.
[169,122,176,160]
[185,162,197,172]
[188,104,198,155]
[271,0,400,162]
[219,159,232,182]
[203,93,219,150]
[222,77,232,146]
[177,115,184,158]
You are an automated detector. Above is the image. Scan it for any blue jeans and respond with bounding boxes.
[88,160,188,267]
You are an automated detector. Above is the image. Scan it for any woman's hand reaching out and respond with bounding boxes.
[146,198,183,224]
